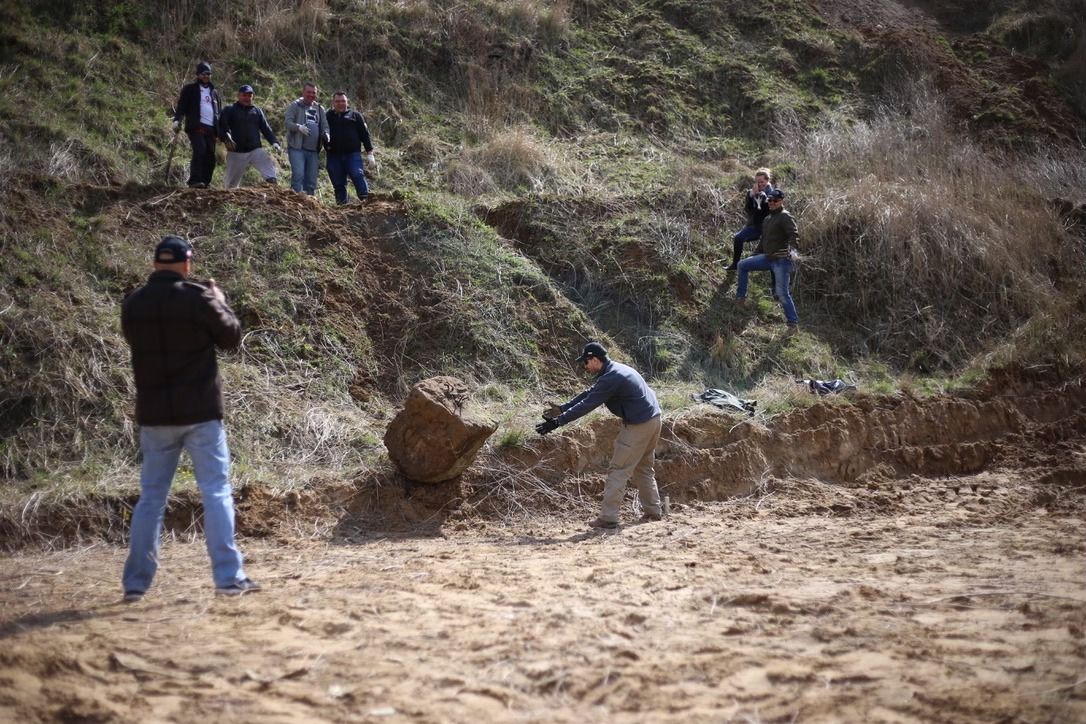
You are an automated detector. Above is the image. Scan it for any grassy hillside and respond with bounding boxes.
[1,0,1085,491]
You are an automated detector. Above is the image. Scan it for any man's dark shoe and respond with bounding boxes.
[588,517,619,529]
[122,590,144,603]
[724,264,738,271]
[215,577,262,596]
[639,512,663,522]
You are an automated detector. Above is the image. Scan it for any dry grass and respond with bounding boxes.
[774,85,1083,365]
[172,0,332,64]
[463,127,557,192]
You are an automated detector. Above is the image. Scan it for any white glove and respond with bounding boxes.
[272,143,282,153]
[366,152,375,164]
[296,123,310,137]
[172,120,181,133]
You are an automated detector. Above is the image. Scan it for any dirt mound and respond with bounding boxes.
[486,366,1086,506]
[5,367,1083,549]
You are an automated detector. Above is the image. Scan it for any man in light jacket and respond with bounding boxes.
[284,82,329,195]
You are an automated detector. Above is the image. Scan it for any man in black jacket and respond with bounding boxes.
[120,235,259,601]
[219,84,281,188]
[172,62,222,188]
[325,91,375,204]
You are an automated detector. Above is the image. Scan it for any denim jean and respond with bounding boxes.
[288,148,320,195]
[730,225,761,267]
[122,420,246,593]
[736,254,799,324]
[326,151,369,204]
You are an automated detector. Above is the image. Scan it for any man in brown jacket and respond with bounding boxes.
[120,235,259,601]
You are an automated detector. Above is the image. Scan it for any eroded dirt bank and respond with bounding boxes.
[1,370,1084,721]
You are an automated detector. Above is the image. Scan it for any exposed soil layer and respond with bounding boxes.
[1,470,1083,722]
[0,368,1084,720]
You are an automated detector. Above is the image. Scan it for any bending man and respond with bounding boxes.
[536,342,664,529]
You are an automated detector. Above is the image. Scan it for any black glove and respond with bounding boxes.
[535,418,560,435]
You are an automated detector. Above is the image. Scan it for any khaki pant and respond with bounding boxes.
[599,415,662,522]
[223,149,278,188]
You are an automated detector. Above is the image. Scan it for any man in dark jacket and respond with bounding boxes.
[735,188,800,327]
[219,84,281,188]
[120,235,259,601]
[325,91,375,204]
[536,342,664,528]
[172,62,222,188]
[725,168,774,271]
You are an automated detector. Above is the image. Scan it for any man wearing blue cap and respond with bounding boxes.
[120,236,259,601]
[536,342,664,528]
[219,84,281,188]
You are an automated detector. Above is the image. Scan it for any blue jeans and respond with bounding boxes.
[736,254,798,324]
[122,420,246,592]
[326,151,369,204]
[288,148,320,195]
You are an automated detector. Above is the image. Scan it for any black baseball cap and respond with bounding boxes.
[576,342,608,364]
[196,62,212,75]
[765,188,785,200]
[239,84,254,93]
[154,235,193,263]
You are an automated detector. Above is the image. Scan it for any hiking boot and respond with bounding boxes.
[588,517,619,529]
[215,577,262,596]
[639,512,663,523]
[736,297,749,307]
[122,590,144,603]
[724,264,738,271]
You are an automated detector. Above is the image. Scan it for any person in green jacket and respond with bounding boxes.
[735,188,799,326]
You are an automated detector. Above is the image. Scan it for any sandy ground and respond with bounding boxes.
[1,467,1084,723]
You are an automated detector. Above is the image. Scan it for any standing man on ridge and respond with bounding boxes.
[219,84,281,188]
[173,62,222,188]
[120,235,259,601]
[325,91,375,205]
[285,82,329,196]
[536,342,665,529]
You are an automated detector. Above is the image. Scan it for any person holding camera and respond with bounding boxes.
[536,342,664,529]
[725,167,775,271]
[120,236,259,601]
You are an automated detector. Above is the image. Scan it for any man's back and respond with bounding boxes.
[122,271,240,426]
